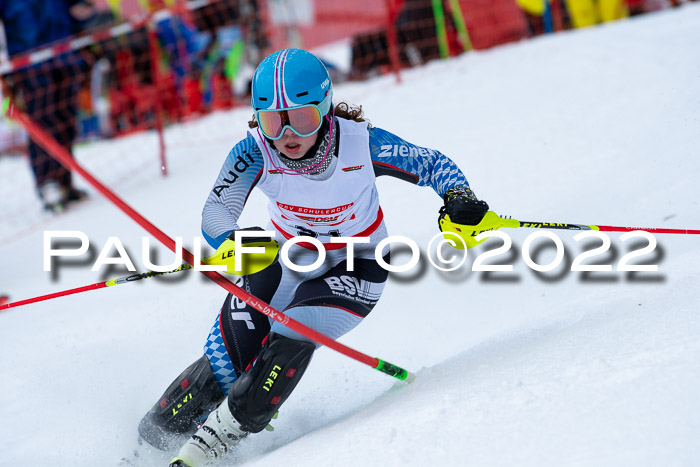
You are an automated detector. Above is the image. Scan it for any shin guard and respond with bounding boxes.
[139,355,225,450]
[228,333,315,433]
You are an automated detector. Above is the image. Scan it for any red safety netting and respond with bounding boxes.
[0,0,685,243]
[0,1,266,241]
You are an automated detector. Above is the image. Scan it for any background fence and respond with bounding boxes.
[0,0,692,243]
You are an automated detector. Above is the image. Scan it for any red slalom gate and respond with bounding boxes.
[3,100,414,382]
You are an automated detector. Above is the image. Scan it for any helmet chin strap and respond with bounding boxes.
[258,108,335,175]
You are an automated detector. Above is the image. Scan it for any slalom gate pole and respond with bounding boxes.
[3,99,415,383]
[0,264,192,311]
[431,0,449,59]
[383,0,403,83]
[146,17,168,176]
[447,0,472,52]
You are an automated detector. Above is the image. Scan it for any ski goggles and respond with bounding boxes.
[255,104,324,140]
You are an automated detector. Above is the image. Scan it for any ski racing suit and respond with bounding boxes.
[200,117,472,394]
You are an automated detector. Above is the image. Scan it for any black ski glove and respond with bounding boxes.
[226,226,274,244]
[438,186,489,227]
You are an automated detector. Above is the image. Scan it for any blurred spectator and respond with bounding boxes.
[350,0,529,78]
[626,0,648,15]
[517,0,547,35]
[190,0,268,104]
[564,0,628,27]
[350,0,458,79]
[140,1,200,94]
[0,0,98,213]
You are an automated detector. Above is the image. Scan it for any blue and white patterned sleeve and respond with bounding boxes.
[368,126,471,197]
[201,133,265,249]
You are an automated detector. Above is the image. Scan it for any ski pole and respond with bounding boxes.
[0,263,192,311]
[1,236,280,312]
[510,219,700,235]
[3,99,416,383]
[441,211,700,237]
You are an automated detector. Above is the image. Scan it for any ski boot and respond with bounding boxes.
[64,186,88,205]
[169,400,248,467]
[38,180,66,213]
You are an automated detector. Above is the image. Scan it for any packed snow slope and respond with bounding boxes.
[2,5,700,466]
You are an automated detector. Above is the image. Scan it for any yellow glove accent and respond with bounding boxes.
[439,211,520,249]
[203,238,280,275]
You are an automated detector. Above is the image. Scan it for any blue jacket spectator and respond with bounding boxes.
[0,0,95,212]
[0,0,86,56]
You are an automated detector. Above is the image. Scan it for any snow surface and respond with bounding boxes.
[2,5,700,466]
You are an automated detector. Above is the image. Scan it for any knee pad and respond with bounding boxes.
[138,355,225,450]
[228,332,315,433]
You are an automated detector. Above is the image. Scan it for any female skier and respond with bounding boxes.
[137,48,490,466]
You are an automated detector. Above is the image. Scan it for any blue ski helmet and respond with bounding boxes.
[251,49,333,115]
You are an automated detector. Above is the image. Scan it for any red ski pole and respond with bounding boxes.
[1,264,192,311]
[2,98,415,383]
[511,219,700,235]
[440,211,700,237]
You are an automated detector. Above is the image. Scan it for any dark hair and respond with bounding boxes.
[248,102,367,129]
[334,102,366,123]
